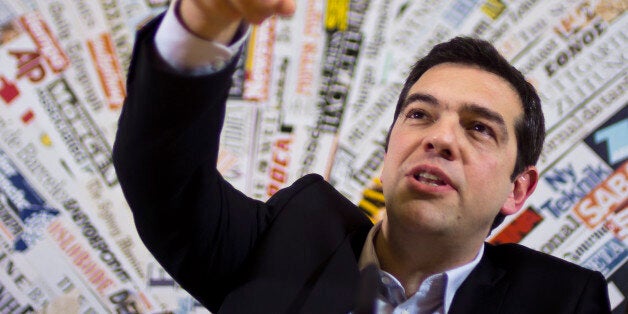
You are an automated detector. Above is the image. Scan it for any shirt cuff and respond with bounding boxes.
[154,0,249,75]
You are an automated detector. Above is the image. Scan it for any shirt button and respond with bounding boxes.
[381,276,391,285]
[213,59,226,69]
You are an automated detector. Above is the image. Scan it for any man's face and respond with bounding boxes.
[381,63,525,242]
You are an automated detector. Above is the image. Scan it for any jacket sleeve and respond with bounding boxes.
[112,15,274,311]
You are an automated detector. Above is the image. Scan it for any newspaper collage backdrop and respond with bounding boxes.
[0,0,625,313]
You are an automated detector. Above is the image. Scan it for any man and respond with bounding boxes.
[113,0,611,313]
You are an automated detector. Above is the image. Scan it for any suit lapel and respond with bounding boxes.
[219,176,372,314]
[297,228,368,314]
[449,244,510,314]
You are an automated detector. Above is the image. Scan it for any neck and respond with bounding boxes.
[374,220,484,296]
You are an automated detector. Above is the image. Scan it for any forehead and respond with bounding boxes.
[406,63,523,126]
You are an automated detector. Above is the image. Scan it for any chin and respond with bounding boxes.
[389,206,452,233]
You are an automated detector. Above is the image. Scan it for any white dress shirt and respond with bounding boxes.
[358,222,484,314]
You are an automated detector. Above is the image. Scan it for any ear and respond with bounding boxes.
[501,166,539,216]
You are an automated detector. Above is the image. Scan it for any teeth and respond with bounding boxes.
[414,172,445,186]
[419,172,440,181]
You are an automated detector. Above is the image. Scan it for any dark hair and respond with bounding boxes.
[386,37,545,230]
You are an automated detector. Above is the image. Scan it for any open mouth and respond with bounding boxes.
[413,172,447,186]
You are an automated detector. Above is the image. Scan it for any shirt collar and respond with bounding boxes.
[357,221,485,313]
[358,220,383,270]
[444,244,484,313]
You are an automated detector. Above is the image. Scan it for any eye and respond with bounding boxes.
[470,122,495,138]
[405,108,429,120]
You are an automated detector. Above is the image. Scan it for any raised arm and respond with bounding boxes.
[113,0,294,311]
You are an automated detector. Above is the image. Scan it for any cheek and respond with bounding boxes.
[472,146,516,177]
[468,157,508,190]
[382,143,405,171]
[381,140,410,197]
[381,152,397,190]
[467,152,496,172]
[383,134,409,170]
[468,157,514,201]
[387,130,420,160]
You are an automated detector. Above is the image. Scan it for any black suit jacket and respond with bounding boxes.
[113,16,611,314]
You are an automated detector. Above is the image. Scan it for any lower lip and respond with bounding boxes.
[405,175,455,194]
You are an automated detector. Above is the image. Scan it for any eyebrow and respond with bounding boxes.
[403,92,510,141]
[403,93,439,108]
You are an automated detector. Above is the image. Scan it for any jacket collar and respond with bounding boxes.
[218,186,372,314]
[296,225,371,313]
[448,243,509,314]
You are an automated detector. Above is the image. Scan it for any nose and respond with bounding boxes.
[423,119,459,160]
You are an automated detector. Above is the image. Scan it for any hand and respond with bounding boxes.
[179,0,295,43]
